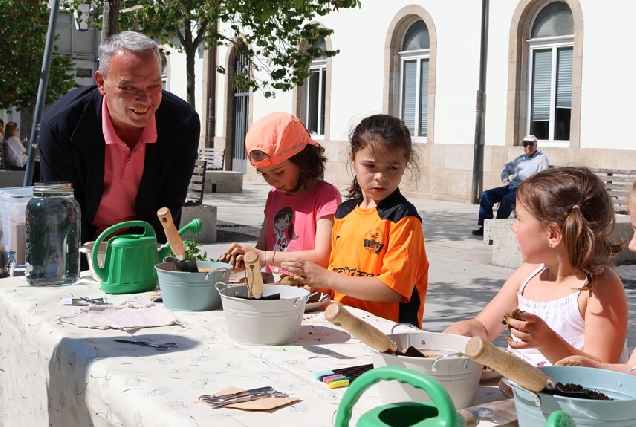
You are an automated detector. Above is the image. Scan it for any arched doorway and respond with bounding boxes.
[231,52,250,173]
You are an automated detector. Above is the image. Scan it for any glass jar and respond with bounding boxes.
[25,182,81,286]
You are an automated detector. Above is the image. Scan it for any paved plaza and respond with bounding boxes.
[200,180,636,351]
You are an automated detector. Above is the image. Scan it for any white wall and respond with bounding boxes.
[577,1,636,150]
[177,0,636,154]
[484,1,520,147]
[164,46,204,111]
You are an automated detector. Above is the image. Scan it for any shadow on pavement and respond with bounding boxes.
[215,221,261,243]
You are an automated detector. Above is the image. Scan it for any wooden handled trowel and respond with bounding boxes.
[325,303,426,357]
[157,207,198,272]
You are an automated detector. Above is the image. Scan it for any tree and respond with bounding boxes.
[65,0,361,109]
[0,0,77,111]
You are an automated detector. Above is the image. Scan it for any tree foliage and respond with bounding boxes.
[0,0,77,111]
[64,0,361,108]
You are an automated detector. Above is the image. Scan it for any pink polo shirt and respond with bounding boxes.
[92,99,157,238]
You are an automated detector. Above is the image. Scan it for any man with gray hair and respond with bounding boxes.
[40,31,200,246]
[472,134,549,236]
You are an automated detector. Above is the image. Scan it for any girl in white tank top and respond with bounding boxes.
[445,167,629,366]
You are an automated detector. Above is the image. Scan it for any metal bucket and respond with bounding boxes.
[155,261,231,311]
[216,283,308,345]
[509,366,636,426]
[370,332,482,409]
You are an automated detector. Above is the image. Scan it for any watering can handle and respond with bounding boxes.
[334,366,457,427]
[92,221,155,280]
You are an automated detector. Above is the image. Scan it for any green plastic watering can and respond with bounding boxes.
[335,366,466,427]
[92,219,201,294]
[335,366,577,427]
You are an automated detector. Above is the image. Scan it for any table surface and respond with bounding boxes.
[0,276,512,427]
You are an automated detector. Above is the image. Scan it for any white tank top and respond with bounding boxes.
[509,264,628,365]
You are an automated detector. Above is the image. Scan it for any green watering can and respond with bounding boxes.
[335,366,576,427]
[336,366,466,427]
[92,219,201,294]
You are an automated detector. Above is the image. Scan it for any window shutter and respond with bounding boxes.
[531,49,552,122]
[556,47,572,109]
[419,59,429,137]
[402,60,417,135]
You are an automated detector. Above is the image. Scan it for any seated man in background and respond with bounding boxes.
[39,30,200,245]
[472,135,548,236]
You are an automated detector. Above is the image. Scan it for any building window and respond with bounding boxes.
[399,20,429,138]
[527,1,573,143]
[305,39,326,137]
[161,54,168,90]
[55,11,95,56]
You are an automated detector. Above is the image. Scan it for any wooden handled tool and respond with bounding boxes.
[324,303,425,357]
[465,337,607,400]
[465,336,550,392]
[244,251,263,299]
[157,207,186,261]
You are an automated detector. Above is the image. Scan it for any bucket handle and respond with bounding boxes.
[390,322,423,334]
[334,366,457,427]
[215,282,231,294]
[502,377,542,407]
[431,352,470,372]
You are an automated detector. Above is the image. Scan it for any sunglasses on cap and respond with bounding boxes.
[248,150,270,162]
[522,141,535,147]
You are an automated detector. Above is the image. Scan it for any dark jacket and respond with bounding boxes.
[39,85,200,244]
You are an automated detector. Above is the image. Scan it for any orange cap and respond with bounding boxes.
[245,112,320,168]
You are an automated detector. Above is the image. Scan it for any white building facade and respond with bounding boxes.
[126,0,636,202]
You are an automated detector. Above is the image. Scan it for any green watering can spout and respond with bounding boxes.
[157,218,202,260]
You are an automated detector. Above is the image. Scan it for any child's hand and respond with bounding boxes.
[220,243,259,270]
[554,355,589,367]
[280,258,329,288]
[505,312,555,351]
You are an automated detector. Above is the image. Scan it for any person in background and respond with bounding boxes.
[555,179,636,374]
[4,122,27,168]
[281,114,429,328]
[221,112,342,274]
[472,134,548,236]
[39,30,200,245]
[0,119,5,144]
[446,167,629,366]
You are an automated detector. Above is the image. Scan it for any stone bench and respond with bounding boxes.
[483,216,636,269]
[0,170,26,188]
[204,170,243,193]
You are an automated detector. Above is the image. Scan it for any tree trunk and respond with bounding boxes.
[102,0,120,42]
[186,45,196,109]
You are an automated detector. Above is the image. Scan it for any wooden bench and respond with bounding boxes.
[197,147,243,193]
[181,159,217,243]
[198,148,225,171]
[184,159,206,206]
[590,168,636,215]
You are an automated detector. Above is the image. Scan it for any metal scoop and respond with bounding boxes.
[114,339,178,351]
